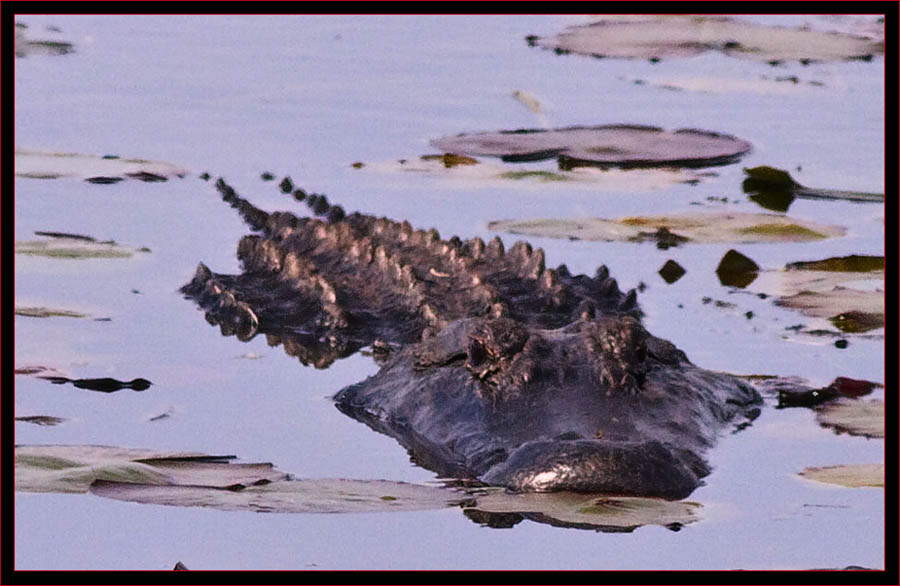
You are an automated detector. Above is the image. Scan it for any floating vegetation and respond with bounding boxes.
[743,166,884,211]
[431,125,752,169]
[15,306,88,319]
[13,446,284,494]
[776,376,878,409]
[38,376,153,393]
[15,415,67,427]
[799,464,884,488]
[15,232,151,259]
[529,16,883,63]
[786,255,884,273]
[487,212,843,246]
[363,156,707,191]
[776,289,884,332]
[465,490,701,532]
[14,149,188,182]
[658,260,686,284]
[419,153,480,168]
[815,399,884,439]
[623,75,828,95]
[14,25,74,57]
[14,445,465,513]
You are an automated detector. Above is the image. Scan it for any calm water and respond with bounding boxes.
[14,15,884,570]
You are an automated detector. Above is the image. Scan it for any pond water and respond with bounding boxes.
[13,15,885,570]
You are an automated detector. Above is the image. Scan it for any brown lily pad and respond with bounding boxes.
[15,232,151,259]
[531,16,883,63]
[815,399,884,439]
[799,464,884,488]
[430,125,752,169]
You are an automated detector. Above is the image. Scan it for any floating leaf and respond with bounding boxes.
[815,399,884,438]
[15,149,188,182]
[14,445,263,494]
[786,255,884,273]
[90,477,467,514]
[716,249,760,288]
[465,490,701,532]
[431,125,752,168]
[776,377,878,409]
[799,464,884,488]
[364,156,708,191]
[776,289,884,327]
[658,260,686,284]
[15,306,88,319]
[743,166,883,211]
[15,415,66,427]
[38,376,152,393]
[627,75,827,95]
[488,212,844,244]
[15,233,150,259]
[14,27,73,57]
[531,16,882,63]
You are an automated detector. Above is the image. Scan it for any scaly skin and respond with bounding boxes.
[182,176,761,498]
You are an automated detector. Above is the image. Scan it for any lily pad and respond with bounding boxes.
[627,75,827,95]
[531,16,883,63]
[90,477,467,514]
[815,399,884,438]
[15,149,188,182]
[15,306,89,319]
[743,166,883,211]
[465,490,700,532]
[431,125,752,169]
[14,26,74,57]
[799,464,884,488]
[776,289,884,330]
[487,212,844,244]
[15,232,151,259]
[15,415,67,427]
[14,445,275,494]
[364,156,709,191]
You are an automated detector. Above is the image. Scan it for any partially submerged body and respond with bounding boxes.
[182,177,762,499]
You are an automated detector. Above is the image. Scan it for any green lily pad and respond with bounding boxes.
[799,464,884,488]
[15,149,188,182]
[465,490,700,532]
[15,232,151,259]
[487,212,844,244]
[815,399,884,438]
[786,255,884,273]
[431,125,752,168]
[531,16,882,63]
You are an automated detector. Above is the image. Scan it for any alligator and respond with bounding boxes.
[181,176,762,499]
